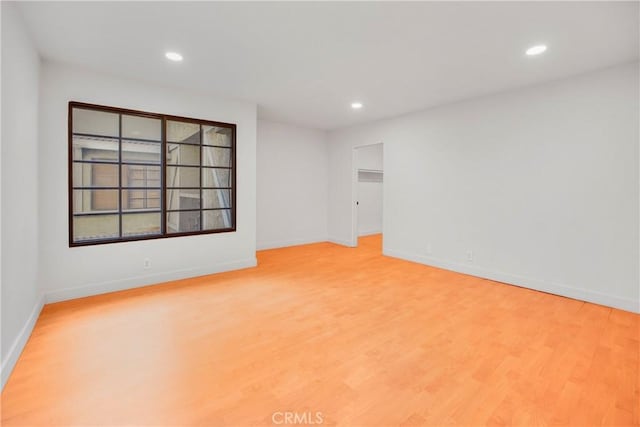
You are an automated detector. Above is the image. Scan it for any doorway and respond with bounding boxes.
[351,143,383,248]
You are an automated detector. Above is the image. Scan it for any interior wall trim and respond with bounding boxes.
[1,293,45,391]
[383,247,639,314]
[44,257,258,304]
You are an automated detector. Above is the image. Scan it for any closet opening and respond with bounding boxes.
[351,143,383,249]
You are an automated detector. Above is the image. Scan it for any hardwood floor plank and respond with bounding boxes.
[1,235,638,426]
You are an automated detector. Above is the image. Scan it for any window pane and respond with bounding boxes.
[166,166,199,188]
[72,108,119,138]
[203,125,232,147]
[90,163,118,188]
[122,115,161,141]
[72,135,119,162]
[167,143,200,166]
[73,214,119,242]
[123,213,161,237]
[167,189,200,210]
[73,162,118,188]
[122,189,161,211]
[202,146,231,168]
[203,189,231,209]
[167,121,200,144]
[202,168,231,188]
[122,165,160,187]
[122,140,160,163]
[167,211,200,233]
[203,209,232,230]
[73,189,119,213]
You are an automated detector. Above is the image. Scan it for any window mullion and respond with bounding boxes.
[200,124,203,231]
[118,114,123,238]
[161,116,167,236]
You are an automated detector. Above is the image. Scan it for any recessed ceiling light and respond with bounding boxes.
[526,45,547,56]
[165,51,183,62]
[351,102,363,109]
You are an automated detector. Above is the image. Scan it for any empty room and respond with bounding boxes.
[1,1,638,426]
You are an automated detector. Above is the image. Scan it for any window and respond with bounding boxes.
[69,102,236,246]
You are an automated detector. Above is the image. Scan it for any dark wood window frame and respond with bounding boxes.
[69,101,237,247]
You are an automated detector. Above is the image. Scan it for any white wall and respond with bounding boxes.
[38,61,257,302]
[329,62,639,312]
[356,143,383,171]
[356,144,383,236]
[257,120,328,249]
[1,2,44,388]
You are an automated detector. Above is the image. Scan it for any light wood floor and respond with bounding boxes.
[1,235,638,426]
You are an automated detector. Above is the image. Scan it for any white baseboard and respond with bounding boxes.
[383,247,639,314]
[358,229,382,237]
[257,237,328,251]
[328,236,355,247]
[1,293,45,390]
[44,257,257,304]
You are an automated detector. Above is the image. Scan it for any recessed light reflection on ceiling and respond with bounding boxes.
[351,102,363,109]
[165,51,183,62]
[526,45,547,56]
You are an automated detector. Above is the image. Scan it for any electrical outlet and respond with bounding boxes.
[466,250,473,262]
[143,258,151,269]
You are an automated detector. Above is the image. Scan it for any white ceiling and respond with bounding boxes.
[17,1,640,130]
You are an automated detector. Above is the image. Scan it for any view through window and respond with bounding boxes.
[69,102,236,246]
